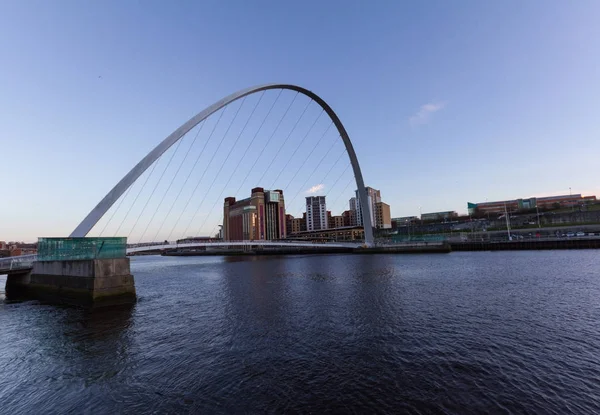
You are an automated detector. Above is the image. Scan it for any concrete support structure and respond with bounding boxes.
[6,258,136,308]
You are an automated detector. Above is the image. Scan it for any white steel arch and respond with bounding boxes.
[70,84,374,245]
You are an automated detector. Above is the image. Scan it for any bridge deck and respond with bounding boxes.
[127,240,362,254]
[0,242,363,272]
[0,254,37,273]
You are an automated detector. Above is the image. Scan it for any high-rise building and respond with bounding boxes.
[285,214,294,235]
[223,187,286,241]
[348,197,358,226]
[354,187,381,227]
[467,194,597,215]
[306,196,327,231]
[326,211,345,229]
[349,197,357,212]
[375,202,392,229]
[286,214,306,235]
[342,209,356,227]
[352,187,392,229]
[332,215,345,229]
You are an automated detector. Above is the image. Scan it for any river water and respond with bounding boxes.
[1,251,599,414]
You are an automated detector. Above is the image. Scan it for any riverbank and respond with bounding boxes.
[451,237,600,251]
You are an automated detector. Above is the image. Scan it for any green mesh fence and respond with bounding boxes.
[391,234,447,243]
[37,237,127,261]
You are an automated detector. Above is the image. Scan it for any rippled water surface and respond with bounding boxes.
[1,251,600,414]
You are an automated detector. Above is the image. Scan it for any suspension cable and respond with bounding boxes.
[150,121,208,242]
[127,128,187,240]
[254,97,312,186]
[137,121,207,243]
[319,162,352,212]
[289,145,347,217]
[193,91,283,236]
[186,92,266,238]
[98,184,132,237]
[283,131,341,212]
[230,91,298,197]
[282,121,333,193]
[175,96,249,240]
[114,158,160,237]
[269,109,324,189]
[164,107,229,242]
[328,177,354,213]
[204,91,298,241]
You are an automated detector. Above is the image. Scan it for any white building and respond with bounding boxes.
[353,187,381,228]
[306,196,327,231]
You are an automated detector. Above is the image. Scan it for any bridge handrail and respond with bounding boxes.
[126,240,362,253]
[0,254,37,271]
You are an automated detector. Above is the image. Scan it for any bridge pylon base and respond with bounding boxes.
[7,258,136,308]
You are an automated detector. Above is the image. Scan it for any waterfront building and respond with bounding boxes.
[468,194,598,215]
[0,242,37,256]
[421,211,458,222]
[342,209,356,227]
[392,216,418,226]
[352,186,392,229]
[223,187,286,241]
[327,213,345,229]
[347,199,358,226]
[294,217,306,233]
[354,187,379,227]
[306,196,327,231]
[286,225,364,242]
[285,214,294,235]
[286,214,306,235]
[375,202,392,229]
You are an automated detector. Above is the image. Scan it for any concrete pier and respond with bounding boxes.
[7,258,136,308]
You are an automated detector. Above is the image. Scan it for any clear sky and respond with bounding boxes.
[1,0,599,242]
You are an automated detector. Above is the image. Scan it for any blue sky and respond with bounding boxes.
[1,0,599,242]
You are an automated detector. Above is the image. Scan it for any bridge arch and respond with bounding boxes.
[70,84,374,245]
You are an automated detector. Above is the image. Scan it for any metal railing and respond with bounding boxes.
[0,254,37,272]
[127,239,363,254]
[37,237,126,261]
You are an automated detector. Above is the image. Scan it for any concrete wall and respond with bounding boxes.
[9,258,135,308]
[32,258,131,278]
